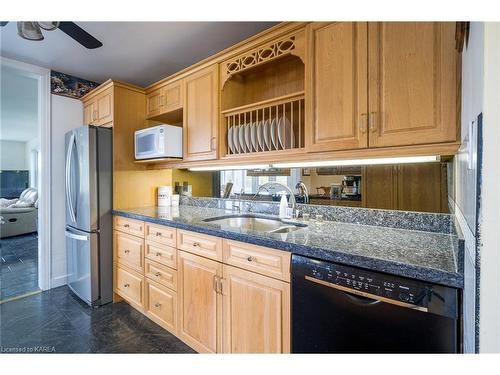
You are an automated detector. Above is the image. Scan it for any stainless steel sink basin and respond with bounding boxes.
[203,214,307,233]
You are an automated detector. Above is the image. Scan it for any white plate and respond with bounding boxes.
[228,127,235,154]
[270,118,279,150]
[239,124,247,153]
[244,123,253,152]
[263,120,272,151]
[250,122,258,152]
[277,116,294,149]
[233,125,241,153]
[256,121,265,151]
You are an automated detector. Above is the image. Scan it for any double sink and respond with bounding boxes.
[203,214,307,234]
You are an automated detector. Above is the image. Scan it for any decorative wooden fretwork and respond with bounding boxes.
[220,31,305,87]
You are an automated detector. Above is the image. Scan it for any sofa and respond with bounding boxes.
[0,188,38,238]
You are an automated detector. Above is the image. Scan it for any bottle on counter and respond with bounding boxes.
[279,194,288,219]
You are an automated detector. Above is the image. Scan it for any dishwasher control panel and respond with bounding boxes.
[297,255,430,307]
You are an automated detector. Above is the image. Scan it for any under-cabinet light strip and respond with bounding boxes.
[187,156,440,171]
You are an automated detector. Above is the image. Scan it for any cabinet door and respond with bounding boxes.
[368,22,458,147]
[95,88,113,126]
[397,163,446,213]
[363,165,398,210]
[83,100,96,125]
[178,250,221,353]
[222,265,290,353]
[146,88,163,118]
[164,81,183,112]
[183,65,218,161]
[306,22,368,152]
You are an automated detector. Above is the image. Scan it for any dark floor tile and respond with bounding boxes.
[0,286,194,354]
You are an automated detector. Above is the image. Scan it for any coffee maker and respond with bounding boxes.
[341,176,361,198]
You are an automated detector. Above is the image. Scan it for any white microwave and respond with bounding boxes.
[134,125,182,160]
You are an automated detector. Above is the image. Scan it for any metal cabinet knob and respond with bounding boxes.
[154,302,161,308]
[193,242,201,247]
[156,232,162,237]
[247,256,256,262]
[124,283,130,288]
[156,252,162,257]
[124,250,130,254]
[124,224,130,228]
[155,272,161,277]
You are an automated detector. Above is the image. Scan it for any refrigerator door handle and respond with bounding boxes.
[66,132,77,223]
[65,229,89,241]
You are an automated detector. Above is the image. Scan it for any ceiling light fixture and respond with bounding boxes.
[17,21,44,41]
[271,156,441,169]
[188,164,270,172]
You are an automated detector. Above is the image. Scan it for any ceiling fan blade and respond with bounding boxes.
[57,21,102,49]
[0,21,9,27]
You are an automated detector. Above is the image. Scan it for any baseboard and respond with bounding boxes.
[51,274,67,289]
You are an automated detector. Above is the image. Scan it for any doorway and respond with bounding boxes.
[0,57,51,302]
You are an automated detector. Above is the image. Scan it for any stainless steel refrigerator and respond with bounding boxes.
[65,125,112,306]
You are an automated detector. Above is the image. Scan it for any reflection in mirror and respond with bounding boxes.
[212,161,453,214]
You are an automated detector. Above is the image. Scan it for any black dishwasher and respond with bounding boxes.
[291,255,461,353]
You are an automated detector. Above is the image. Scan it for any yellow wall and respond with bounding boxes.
[172,169,214,197]
[114,169,173,209]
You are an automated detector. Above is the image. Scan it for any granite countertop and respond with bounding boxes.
[113,205,464,289]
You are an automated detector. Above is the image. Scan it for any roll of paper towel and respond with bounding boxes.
[158,186,173,207]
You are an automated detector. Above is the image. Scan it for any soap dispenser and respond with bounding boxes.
[279,194,288,219]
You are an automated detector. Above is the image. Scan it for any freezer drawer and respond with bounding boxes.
[66,226,99,305]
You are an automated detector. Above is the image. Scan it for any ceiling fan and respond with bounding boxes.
[0,21,103,49]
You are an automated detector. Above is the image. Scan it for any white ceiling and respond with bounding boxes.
[0,22,277,87]
[0,65,39,142]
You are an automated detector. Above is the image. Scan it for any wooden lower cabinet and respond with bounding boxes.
[222,265,290,353]
[177,250,222,353]
[115,264,144,311]
[145,278,177,335]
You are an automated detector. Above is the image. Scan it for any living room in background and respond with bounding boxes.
[0,57,51,301]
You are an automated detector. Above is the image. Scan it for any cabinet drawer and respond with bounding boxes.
[145,278,177,335]
[145,259,177,291]
[114,231,144,272]
[116,264,144,309]
[114,216,144,237]
[177,230,222,261]
[145,223,176,247]
[223,240,291,282]
[145,240,177,269]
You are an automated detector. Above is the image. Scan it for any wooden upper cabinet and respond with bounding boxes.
[146,88,163,118]
[306,22,368,152]
[183,65,219,161]
[222,265,290,353]
[178,250,221,353]
[145,80,183,119]
[368,22,458,147]
[83,101,96,125]
[82,86,113,127]
[96,88,113,126]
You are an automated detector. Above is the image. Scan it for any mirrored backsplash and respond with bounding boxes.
[174,161,454,214]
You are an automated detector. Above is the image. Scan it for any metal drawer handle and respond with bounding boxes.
[156,232,162,236]
[156,252,162,257]
[192,242,201,247]
[124,283,130,288]
[155,272,161,277]
[154,302,161,308]
[124,249,130,254]
[247,256,257,262]
[124,224,130,228]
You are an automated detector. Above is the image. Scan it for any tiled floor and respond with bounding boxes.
[0,286,195,353]
[0,233,39,301]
